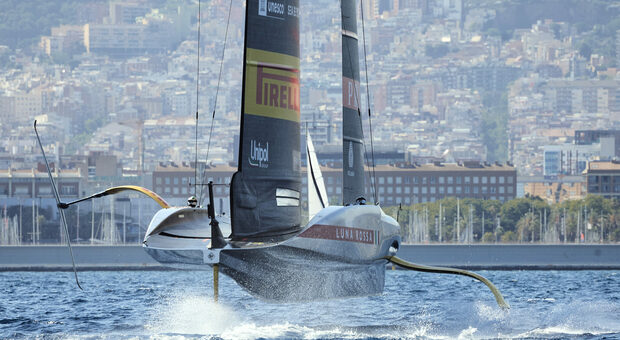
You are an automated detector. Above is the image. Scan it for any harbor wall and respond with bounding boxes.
[397,244,620,270]
[0,245,163,271]
[0,244,619,271]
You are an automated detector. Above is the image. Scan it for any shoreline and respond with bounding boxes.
[1,244,619,271]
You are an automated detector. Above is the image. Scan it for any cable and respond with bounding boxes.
[198,0,233,206]
[341,2,376,204]
[358,113,376,203]
[194,0,202,199]
[360,0,378,204]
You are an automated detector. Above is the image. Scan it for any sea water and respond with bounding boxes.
[1,269,619,339]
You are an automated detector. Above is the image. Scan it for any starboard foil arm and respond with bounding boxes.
[34,120,83,290]
[385,255,510,310]
[56,185,170,210]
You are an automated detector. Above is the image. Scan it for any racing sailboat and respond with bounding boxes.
[37,0,508,308]
[142,0,402,301]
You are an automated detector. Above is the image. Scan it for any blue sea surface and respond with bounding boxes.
[1,269,619,339]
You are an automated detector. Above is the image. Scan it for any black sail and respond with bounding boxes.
[341,0,365,205]
[230,0,301,239]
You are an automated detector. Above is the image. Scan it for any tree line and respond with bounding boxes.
[384,195,620,244]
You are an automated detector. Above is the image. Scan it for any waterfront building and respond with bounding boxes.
[152,163,235,209]
[0,167,84,221]
[0,167,83,199]
[519,175,585,203]
[151,161,517,211]
[584,160,620,199]
[312,161,517,206]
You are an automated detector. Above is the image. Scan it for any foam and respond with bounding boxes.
[147,294,240,336]
[143,290,620,339]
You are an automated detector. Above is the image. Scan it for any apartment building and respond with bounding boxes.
[543,80,620,114]
[584,160,620,199]
[39,25,85,56]
[432,64,522,93]
[0,91,43,120]
[84,22,171,56]
[109,1,149,25]
[575,130,620,157]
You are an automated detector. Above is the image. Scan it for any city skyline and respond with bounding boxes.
[1,0,620,244]
[0,0,617,177]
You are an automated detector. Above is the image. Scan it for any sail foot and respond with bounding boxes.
[230,171,301,240]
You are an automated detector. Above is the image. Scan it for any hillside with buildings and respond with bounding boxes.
[1,0,620,244]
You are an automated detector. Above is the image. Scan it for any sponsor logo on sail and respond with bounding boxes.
[249,140,269,168]
[287,4,299,17]
[342,77,359,110]
[268,1,284,15]
[258,0,297,19]
[244,48,300,122]
[255,65,300,112]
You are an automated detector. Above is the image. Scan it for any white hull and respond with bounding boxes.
[143,204,400,300]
